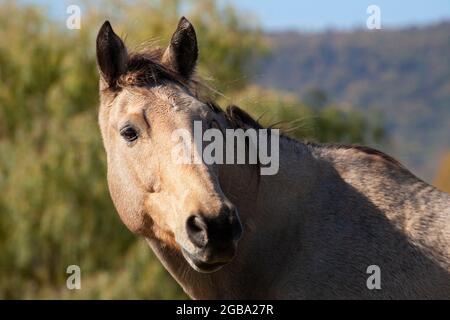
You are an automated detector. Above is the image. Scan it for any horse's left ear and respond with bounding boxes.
[162,17,198,78]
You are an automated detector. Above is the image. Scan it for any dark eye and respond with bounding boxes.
[120,125,139,142]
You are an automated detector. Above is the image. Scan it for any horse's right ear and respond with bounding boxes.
[96,21,128,88]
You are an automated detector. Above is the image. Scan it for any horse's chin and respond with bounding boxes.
[181,248,228,273]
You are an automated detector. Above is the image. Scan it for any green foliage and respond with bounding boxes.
[0,0,385,299]
[226,85,385,145]
[303,88,328,110]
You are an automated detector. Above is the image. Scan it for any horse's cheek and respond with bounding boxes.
[107,170,147,235]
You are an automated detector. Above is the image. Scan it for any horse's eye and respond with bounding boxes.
[120,125,139,142]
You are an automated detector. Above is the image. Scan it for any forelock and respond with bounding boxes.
[118,49,190,89]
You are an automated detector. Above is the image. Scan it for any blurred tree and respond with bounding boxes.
[434,152,450,193]
[303,87,329,110]
[0,0,386,299]
[226,85,385,145]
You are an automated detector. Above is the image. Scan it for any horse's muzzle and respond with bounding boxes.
[183,206,243,272]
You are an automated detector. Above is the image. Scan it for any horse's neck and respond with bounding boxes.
[219,139,319,239]
[147,139,450,299]
[146,139,320,299]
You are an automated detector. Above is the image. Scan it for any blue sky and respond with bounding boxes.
[29,0,450,31]
[230,0,450,30]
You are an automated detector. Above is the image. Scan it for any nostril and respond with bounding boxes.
[186,215,208,248]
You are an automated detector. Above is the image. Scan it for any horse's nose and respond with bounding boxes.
[186,206,242,250]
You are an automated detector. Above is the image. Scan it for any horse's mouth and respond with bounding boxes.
[181,248,229,273]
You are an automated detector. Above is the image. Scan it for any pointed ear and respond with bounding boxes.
[96,21,128,88]
[162,17,198,78]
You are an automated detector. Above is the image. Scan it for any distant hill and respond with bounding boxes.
[255,22,450,181]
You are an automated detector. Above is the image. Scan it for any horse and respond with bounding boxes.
[95,17,450,299]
